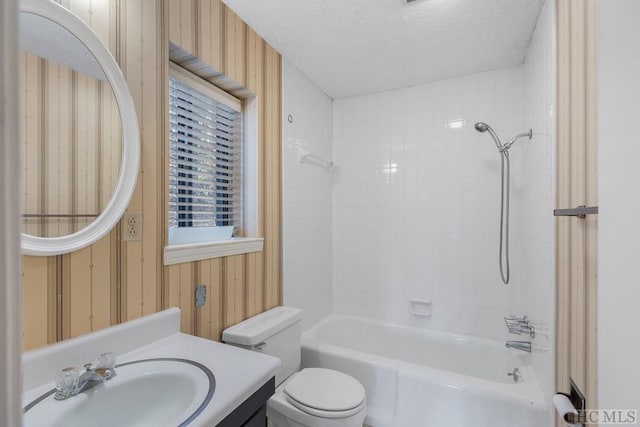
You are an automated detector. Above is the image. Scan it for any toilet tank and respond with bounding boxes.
[222,306,303,386]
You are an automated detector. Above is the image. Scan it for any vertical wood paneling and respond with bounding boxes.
[121,0,144,322]
[91,236,113,331]
[75,73,91,232]
[245,251,263,318]
[196,0,223,73]
[59,67,73,235]
[197,260,212,339]
[166,264,181,316]
[100,85,122,208]
[67,248,92,338]
[22,56,121,237]
[568,0,587,392]
[179,0,195,55]
[22,54,121,235]
[22,53,41,237]
[23,0,282,351]
[22,257,51,350]
[197,0,212,68]
[45,61,61,238]
[205,258,224,341]
[223,255,245,328]
[21,0,123,344]
[140,0,162,318]
[264,44,282,310]
[168,0,181,49]
[232,11,245,87]
[223,6,236,84]
[179,263,195,334]
[245,28,262,97]
[556,1,598,422]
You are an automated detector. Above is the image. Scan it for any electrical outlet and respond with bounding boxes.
[123,212,142,242]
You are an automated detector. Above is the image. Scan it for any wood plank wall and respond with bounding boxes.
[22,0,282,350]
[20,52,122,238]
[556,0,598,423]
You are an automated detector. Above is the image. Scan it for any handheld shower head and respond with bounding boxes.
[474,120,535,285]
[474,122,503,151]
[474,122,490,133]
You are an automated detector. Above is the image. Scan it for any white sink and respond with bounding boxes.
[24,359,214,427]
[22,308,280,426]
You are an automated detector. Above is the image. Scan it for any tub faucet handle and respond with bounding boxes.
[504,315,529,325]
[507,368,520,382]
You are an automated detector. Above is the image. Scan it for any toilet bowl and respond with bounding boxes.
[268,368,367,427]
[222,307,367,427]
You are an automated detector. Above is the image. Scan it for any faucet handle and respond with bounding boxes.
[55,367,79,399]
[94,352,117,380]
[95,352,115,370]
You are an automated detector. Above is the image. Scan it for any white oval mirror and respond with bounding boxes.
[19,0,139,256]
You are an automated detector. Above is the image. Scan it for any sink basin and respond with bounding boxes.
[23,358,215,427]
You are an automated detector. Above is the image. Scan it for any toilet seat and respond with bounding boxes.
[283,368,366,419]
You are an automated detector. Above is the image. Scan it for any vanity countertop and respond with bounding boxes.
[22,308,280,426]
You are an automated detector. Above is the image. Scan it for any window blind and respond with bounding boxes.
[168,74,242,234]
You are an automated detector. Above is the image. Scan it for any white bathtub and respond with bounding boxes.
[301,314,548,427]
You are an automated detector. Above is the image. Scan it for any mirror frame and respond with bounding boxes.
[20,0,140,256]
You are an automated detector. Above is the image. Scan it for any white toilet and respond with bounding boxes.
[222,307,367,427]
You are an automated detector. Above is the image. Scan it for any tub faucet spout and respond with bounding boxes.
[505,340,531,353]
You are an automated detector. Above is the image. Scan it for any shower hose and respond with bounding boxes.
[499,149,510,284]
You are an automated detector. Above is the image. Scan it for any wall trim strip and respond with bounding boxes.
[0,0,23,423]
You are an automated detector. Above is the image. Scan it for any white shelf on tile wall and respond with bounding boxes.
[410,299,433,317]
[297,148,333,171]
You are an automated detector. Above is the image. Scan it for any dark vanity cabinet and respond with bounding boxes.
[217,377,275,427]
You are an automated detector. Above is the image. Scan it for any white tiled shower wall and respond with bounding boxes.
[332,4,554,343]
[511,0,555,416]
[282,59,334,332]
[282,4,554,347]
[332,67,526,339]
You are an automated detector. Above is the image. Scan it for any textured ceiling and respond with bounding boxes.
[222,0,545,99]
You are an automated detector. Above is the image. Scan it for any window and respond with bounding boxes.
[168,64,243,245]
[164,63,262,264]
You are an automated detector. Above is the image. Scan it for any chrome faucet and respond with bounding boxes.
[504,315,536,338]
[54,353,117,400]
[505,341,532,353]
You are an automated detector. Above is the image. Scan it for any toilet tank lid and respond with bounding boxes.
[222,306,303,346]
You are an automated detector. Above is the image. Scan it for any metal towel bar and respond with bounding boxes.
[553,205,598,219]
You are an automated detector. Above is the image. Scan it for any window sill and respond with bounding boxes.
[163,237,264,265]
